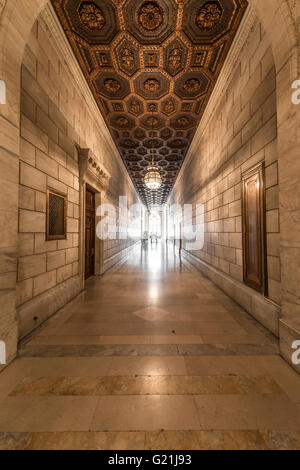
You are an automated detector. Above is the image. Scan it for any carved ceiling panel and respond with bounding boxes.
[51,0,248,207]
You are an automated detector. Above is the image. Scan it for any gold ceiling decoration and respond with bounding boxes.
[51,0,248,207]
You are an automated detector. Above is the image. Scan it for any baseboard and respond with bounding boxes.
[182,249,280,336]
[103,241,140,273]
[17,276,82,340]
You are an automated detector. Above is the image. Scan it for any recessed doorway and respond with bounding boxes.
[85,187,96,280]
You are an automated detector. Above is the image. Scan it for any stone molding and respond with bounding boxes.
[39,3,137,196]
[172,3,257,192]
[104,241,140,273]
[78,147,111,193]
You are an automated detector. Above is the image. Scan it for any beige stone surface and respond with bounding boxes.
[0,245,298,449]
[33,270,57,297]
[8,14,139,345]
[168,13,285,317]
[46,251,65,272]
[19,209,45,233]
[18,254,46,281]
[20,162,46,192]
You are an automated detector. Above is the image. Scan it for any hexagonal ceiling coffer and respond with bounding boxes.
[134,72,170,100]
[167,138,188,149]
[137,147,148,155]
[174,71,211,100]
[62,0,119,45]
[124,0,178,45]
[125,96,144,117]
[115,37,140,77]
[134,128,147,140]
[160,96,179,116]
[160,128,173,140]
[182,0,238,45]
[119,138,140,149]
[143,138,164,149]
[140,114,165,130]
[93,72,130,100]
[164,37,188,77]
[109,114,136,130]
[170,114,197,130]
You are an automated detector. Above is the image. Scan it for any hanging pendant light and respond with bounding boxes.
[144,166,162,191]
[144,111,162,191]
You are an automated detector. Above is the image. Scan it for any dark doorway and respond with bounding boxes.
[85,187,95,280]
[242,162,267,295]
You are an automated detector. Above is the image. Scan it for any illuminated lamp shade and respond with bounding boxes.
[144,166,162,191]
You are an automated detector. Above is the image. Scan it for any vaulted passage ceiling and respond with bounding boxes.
[51,0,248,207]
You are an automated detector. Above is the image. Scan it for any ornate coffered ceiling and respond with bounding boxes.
[51,0,248,207]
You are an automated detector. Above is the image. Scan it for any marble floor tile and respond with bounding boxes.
[10,374,281,397]
[108,356,188,376]
[149,335,203,344]
[0,396,99,432]
[0,433,32,450]
[195,430,300,450]
[133,306,170,321]
[25,431,146,450]
[0,432,146,450]
[194,394,300,430]
[37,320,246,337]
[177,343,279,356]
[1,430,299,450]
[258,355,300,404]
[19,344,179,357]
[145,430,201,450]
[200,334,275,345]
[0,243,299,448]
[184,356,267,376]
[195,430,268,450]
[26,335,153,346]
[13,357,113,377]
[258,430,300,450]
[144,430,269,450]
[0,359,33,404]
[91,395,201,431]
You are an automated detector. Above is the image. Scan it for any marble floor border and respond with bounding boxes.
[9,374,281,397]
[18,343,279,358]
[0,430,299,450]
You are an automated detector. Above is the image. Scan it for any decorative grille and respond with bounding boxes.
[47,190,66,240]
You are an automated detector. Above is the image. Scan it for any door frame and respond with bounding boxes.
[242,161,268,295]
[81,183,105,285]
[85,184,96,280]
[78,148,110,288]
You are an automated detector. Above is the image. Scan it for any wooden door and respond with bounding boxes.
[85,188,95,280]
[242,162,267,294]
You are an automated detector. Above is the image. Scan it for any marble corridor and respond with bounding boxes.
[0,242,299,450]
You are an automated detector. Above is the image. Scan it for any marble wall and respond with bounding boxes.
[168,1,300,372]
[16,18,139,340]
[169,16,280,334]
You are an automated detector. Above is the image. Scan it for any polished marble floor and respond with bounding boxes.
[0,242,300,449]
